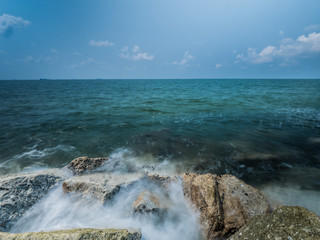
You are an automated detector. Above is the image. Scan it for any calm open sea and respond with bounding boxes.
[1,79,320,213]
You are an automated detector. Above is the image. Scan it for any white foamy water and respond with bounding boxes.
[99,148,187,176]
[11,179,201,240]
[6,147,320,239]
[261,184,320,215]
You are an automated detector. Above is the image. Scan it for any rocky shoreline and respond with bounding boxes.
[0,157,319,240]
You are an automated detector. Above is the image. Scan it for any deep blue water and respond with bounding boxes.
[0,79,320,196]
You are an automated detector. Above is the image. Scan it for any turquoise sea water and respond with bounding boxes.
[1,79,320,212]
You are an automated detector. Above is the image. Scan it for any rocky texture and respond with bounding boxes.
[62,173,143,202]
[146,174,177,189]
[67,157,109,175]
[182,173,270,240]
[132,190,167,216]
[0,228,141,240]
[0,170,63,231]
[229,206,320,240]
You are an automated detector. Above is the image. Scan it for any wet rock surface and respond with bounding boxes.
[67,157,109,175]
[0,228,141,240]
[2,158,299,240]
[0,169,64,231]
[228,206,320,240]
[133,191,163,213]
[62,173,143,202]
[182,172,270,240]
[132,190,169,221]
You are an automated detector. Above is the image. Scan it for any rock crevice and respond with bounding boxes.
[182,172,270,240]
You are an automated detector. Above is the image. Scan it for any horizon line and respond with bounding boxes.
[1,78,320,81]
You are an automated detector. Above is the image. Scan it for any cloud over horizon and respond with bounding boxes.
[237,32,320,64]
[120,45,154,61]
[70,58,108,68]
[172,51,194,65]
[0,14,30,37]
[89,40,114,47]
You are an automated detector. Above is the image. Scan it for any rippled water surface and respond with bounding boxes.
[1,79,320,213]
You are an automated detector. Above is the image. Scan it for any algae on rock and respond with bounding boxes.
[0,228,141,240]
[228,206,320,240]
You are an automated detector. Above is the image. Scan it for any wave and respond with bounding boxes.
[98,148,182,176]
[0,145,76,174]
[11,181,201,240]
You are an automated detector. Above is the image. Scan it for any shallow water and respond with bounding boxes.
[1,79,320,215]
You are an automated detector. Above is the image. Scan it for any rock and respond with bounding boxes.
[0,228,141,240]
[228,206,320,240]
[182,173,270,240]
[146,174,177,189]
[62,173,143,202]
[67,157,109,175]
[0,169,64,231]
[132,190,168,217]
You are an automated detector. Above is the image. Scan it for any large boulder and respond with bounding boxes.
[182,173,270,240]
[67,157,109,175]
[62,173,143,202]
[0,169,64,231]
[228,206,320,240]
[0,228,141,240]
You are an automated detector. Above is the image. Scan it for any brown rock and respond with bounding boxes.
[182,173,270,240]
[67,157,108,175]
[62,173,143,202]
[133,190,167,214]
[228,206,320,240]
[146,174,177,189]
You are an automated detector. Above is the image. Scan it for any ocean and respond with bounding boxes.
[1,79,320,215]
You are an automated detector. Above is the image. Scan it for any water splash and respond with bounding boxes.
[11,179,201,240]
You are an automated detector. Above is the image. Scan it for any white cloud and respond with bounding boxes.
[238,32,320,64]
[305,24,320,32]
[19,56,52,64]
[0,13,30,37]
[73,52,82,56]
[121,46,129,52]
[120,45,154,61]
[297,32,320,52]
[172,51,194,65]
[120,52,130,60]
[89,40,114,47]
[279,30,284,36]
[70,58,108,68]
[216,63,223,69]
[50,48,57,53]
[132,52,154,61]
[132,45,140,53]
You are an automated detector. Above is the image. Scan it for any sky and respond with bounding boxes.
[0,0,320,79]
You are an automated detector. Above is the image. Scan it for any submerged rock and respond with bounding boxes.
[62,173,143,202]
[0,169,64,231]
[0,228,141,240]
[67,157,109,175]
[228,206,320,240]
[182,173,270,240]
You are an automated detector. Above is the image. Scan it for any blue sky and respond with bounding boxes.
[0,0,320,79]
